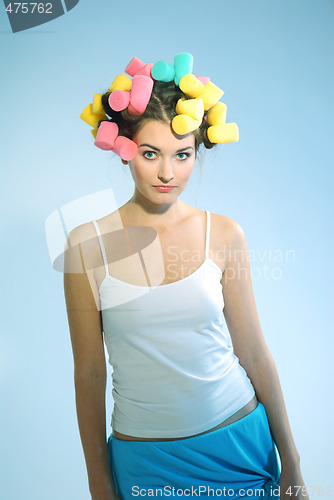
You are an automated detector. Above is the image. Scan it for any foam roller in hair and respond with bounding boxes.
[207,102,227,125]
[174,53,193,86]
[125,57,146,77]
[197,81,224,111]
[101,95,123,124]
[107,74,132,93]
[111,136,138,161]
[128,75,154,114]
[92,94,105,115]
[179,74,204,98]
[127,103,139,115]
[151,61,175,82]
[135,63,154,79]
[172,114,202,135]
[94,121,119,150]
[175,98,204,121]
[80,104,107,128]
[207,123,239,143]
[108,90,130,112]
[197,76,210,85]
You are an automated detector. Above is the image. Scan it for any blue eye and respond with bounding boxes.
[143,151,156,159]
[176,152,190,160]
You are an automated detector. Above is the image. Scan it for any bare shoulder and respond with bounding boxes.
[211,212,246,244]
[64,221,103,276]
[65,211,123,275]
[66,220,97,247]
[66,205,122,244]
[209,212,248,272]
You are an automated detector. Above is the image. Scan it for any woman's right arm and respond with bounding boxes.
[63,224,119,500]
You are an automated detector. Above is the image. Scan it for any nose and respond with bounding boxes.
[158,158,174,184]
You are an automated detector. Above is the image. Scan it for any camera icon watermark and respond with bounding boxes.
[45,188,166,311]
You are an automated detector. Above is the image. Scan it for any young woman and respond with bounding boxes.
[64,55,309,500]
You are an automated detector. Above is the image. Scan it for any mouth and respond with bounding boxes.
[152,185,176,192]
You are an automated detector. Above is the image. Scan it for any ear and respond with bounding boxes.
[121,159,129,165]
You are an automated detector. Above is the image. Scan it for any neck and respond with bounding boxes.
[121,195,188,228]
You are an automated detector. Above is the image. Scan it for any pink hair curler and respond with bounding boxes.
[111,136,138,161]
[125,56,146,77]
[108,90,130,112]
[127,103,139,114]
[196,76,210,85]
[135,63,154,79]
[128,75,154,114]
[94,121,119,150]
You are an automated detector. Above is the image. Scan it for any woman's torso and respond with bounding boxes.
[91,202,256,441]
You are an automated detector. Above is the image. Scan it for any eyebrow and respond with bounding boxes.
[138,144,194,153]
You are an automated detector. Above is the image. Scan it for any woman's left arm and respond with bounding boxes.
[221,220,309,500]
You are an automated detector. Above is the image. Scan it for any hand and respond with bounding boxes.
[279,465,309,500]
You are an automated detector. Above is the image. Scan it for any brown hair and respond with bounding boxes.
[100,81,215,153]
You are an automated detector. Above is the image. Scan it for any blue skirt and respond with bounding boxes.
[107,402,281,499]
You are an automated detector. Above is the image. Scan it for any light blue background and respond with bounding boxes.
[1,1,333,499]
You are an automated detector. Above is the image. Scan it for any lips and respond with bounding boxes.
[153,186,176,192]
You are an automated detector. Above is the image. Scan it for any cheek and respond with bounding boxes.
[180,161,195,180]
[130,162,151,182]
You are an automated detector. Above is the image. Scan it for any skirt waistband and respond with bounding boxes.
[107,402,281,500]
[112,395,259,444]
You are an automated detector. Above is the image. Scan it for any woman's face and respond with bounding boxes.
[127,120,196,206]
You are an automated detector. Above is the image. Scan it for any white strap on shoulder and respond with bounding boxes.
[91,220,109,276]
[205,210,210,259]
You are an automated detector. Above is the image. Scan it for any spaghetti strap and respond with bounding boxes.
[205,210,210,259]
[91,220,109,276]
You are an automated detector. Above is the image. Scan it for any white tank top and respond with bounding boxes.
[91,211,255,438]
